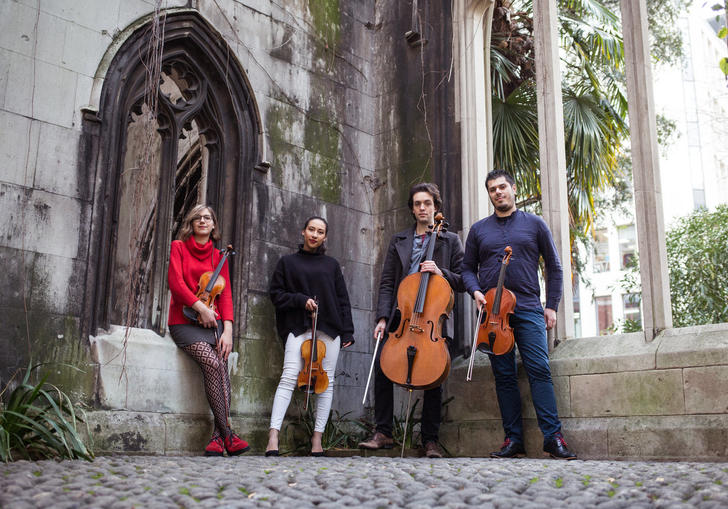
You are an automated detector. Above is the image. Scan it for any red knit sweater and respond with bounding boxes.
[167,236,234,325]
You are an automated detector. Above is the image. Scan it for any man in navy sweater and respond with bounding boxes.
[462,169,576,459]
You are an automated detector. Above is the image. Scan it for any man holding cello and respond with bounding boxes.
[462,169,576,460]
[359,182,464,458]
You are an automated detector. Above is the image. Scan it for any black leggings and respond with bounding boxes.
[180,341,231,438]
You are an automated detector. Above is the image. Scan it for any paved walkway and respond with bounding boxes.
[1,455,727,508]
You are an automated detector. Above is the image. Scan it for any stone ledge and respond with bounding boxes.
[656,323,728,369]
[85,410,270,456]
[549,332,657,375]
[444,325,728,460]
[90,325,240,414]
[439,414,728,461]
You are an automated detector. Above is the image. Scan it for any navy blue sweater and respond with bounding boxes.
[462,210,563,312]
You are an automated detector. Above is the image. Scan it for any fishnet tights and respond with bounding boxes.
[180,341,231,438]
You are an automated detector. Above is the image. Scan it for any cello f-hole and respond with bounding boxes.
[395,318,409,338]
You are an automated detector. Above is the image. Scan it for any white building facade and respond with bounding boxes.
[576,4,728,338]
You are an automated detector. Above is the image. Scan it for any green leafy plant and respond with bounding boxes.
[355,395,454,455]
[0,364,93,462]
[392,398,420,449]
[353,400,419,449]
[282,396,365,454]
[710,2,728,78]
[666,204,728,327]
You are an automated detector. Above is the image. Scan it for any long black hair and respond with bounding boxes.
[302,216,329,253]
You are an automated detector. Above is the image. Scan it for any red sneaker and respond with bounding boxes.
[204,436,224,457]
[224,431,250,456]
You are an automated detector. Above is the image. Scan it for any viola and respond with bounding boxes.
[297,303,329,410]
[379,213,453,390]
[476,246,516,356]
[183,244,235,325]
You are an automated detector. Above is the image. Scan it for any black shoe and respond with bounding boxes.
[424,441,443,458]
[311,451,325,457]
[265,449,279,457]
[490,438,526,458]
[543,433,577,460]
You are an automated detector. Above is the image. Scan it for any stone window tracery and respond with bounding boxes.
[83,11,261,337]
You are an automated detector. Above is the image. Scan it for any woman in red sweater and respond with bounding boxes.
[168,204,249,456]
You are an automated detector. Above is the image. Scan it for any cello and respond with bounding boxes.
[297,302,329,411]
[183,244,235,325]
[380,213,453,390]
[466,246,516,381]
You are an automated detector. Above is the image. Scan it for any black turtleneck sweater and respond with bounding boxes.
[269,248,355,346]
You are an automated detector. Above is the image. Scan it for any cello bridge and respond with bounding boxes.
[408,324,423,333]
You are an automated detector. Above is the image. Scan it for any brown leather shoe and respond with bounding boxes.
[424,441,443,458]
[358,432,394,450]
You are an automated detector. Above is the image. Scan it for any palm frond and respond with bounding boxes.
[492,81,541,196]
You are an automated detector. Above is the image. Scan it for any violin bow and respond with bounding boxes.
[362,330,383,405]
[304,300,319,411]
[401,389,413,458]
[466,304,485,382]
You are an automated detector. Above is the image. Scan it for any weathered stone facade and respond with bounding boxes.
[2,0,727,460]
[0,0,461,453]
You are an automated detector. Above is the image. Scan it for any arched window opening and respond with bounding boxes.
[86,11,261,337]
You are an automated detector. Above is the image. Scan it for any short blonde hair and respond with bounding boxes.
[177,204,221,241]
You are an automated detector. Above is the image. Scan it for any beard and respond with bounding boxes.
[492,198,514,212]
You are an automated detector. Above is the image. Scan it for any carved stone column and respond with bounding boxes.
[620,0,673,339]
[533,0,574,345]
[454,0,495,343]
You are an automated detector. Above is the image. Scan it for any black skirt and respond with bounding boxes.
[169,320,223,347]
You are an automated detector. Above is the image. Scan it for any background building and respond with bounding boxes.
[576,3,728,338]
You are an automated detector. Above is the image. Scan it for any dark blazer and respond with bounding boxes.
[376,225,465,340]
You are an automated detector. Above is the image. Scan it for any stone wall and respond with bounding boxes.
[441,323,728,461]
[0,0,461,454]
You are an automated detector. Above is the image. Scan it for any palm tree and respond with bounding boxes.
[490,0,628,237]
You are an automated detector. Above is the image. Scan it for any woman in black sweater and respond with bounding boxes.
[266,216,355,456]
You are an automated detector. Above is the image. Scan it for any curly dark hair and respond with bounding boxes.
[407,182,442,213]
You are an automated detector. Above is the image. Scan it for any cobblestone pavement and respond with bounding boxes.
[1,455,727,508]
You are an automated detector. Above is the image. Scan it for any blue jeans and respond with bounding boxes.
[488,308,562,445]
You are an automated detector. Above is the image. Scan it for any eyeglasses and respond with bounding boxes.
[193,215,213,223]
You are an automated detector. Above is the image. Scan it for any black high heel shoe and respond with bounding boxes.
[265,449,279,457]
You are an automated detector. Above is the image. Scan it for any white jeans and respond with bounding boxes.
[269,330,340,433]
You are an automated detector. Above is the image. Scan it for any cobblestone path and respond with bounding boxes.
[1,455,727,508]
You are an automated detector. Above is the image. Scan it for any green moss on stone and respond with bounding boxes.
[241,339,283,379]
[308,0,340,50]
[304,110,341,203]
[266,104,296,188]
[309,153,341,203]
[245,294,277,341]
[266,102,342,203]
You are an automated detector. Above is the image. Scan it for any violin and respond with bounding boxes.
[379,213,453,390]
[476,246,516,356]
[297,303,329,410]
[183,244,235,325]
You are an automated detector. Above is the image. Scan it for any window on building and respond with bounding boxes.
[595,295,613,335]
[617,224,637,270]
[623,293,641,328]
[693,188,706,210]
[593,229,610,272]
[573,280,581,337]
